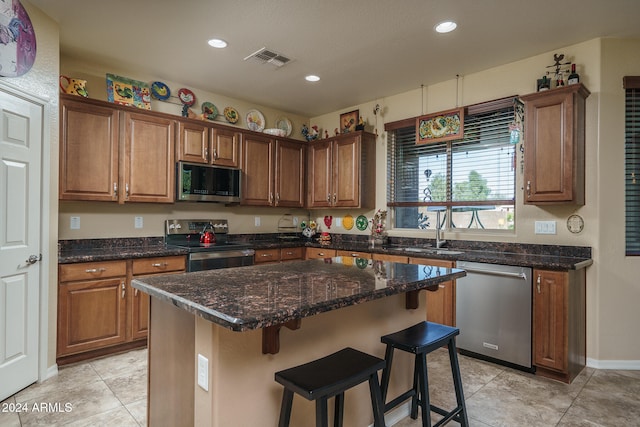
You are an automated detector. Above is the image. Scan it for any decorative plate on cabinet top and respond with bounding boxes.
[342,214,354,230]
[150,81,171,100]
[201,102,218,120]
[355,215,368,231]
[223,106,239,124]
[177,88,196,106]
[246,109,265,132]
[275,116,293,137]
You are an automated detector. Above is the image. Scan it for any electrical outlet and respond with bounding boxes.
[293,217,299,226]
[534,220,557,234]
[134,216,143,229]
[197,354,209,391]
[254,217,261,227]
[70,216,80,230]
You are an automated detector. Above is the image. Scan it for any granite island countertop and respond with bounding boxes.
[131,258,466,331]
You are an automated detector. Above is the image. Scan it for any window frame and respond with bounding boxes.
[385,96,519,232]
[624,76,640,256]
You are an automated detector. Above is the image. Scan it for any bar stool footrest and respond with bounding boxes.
[431,404,465,427]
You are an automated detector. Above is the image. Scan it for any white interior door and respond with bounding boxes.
[0,87,43,400]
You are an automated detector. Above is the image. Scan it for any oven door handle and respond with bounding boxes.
[189,249,255,261]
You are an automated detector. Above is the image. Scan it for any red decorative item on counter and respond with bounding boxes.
[324,215,333,229]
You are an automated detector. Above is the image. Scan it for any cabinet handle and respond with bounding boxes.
[204,147,208,159]
[526,180,531,197]
[275,193,280,204]
[333,194,337,203]
[121,282,126,299]
[113,182,118,198]
[350,253,359,257]
[213,148,218,160]
[85,267,106,273]
[326,194,331,202]
[439,284,446,289]
[134,288,138,297]
[261,253,273,257]
[151,262,168,267]
[318,252,325,256]
[285,251,293,255]
[536,274,541,293]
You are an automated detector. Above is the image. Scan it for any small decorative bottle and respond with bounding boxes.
[567,64,580,85]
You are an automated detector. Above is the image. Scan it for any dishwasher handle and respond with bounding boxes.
[459,266,528,280]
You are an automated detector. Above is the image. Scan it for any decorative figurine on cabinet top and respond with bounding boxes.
[301,124,319,142]
[355,116,365,131]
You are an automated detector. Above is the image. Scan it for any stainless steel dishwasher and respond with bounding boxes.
[455,261,533,371]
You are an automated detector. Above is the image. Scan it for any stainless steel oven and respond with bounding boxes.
[165,219,254,272]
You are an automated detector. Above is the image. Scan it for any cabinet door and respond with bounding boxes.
[130,256,186,341]
[307,140,333,207]
[123,112,175,203]
[275,140,305,207]
[211,127,241,168]
[533,269,567,372]
[242,133,274,205]
[333,135,360,207]
[522,84,588,204]
[409,257,455,326]
[57,277,127,356]
[177,121,208,164]
[281,247,304,261]
[59,97,119,201]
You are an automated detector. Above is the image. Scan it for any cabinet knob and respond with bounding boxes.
[536,274,541,293]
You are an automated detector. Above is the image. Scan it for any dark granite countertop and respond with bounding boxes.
[131,258,466,331]
[58,235,592,270]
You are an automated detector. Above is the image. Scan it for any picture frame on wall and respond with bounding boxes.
[340,109,359,133]
[416,107,464,144]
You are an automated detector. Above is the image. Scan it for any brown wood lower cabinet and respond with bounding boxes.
[409,257,456,327]
[533,268,586,383]
[57,256,185,364]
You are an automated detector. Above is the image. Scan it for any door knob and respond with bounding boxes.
[26,254,42,265]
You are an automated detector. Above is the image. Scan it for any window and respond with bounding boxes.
[624,76,640,255]
[386,97,519,231]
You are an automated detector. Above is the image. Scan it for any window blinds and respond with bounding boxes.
[625,81,640,255]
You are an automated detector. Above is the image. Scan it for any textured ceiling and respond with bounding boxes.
[29,0,640,117]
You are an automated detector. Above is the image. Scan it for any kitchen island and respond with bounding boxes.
[132,257,466,427]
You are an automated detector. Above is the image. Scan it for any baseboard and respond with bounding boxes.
[587,358,640,370]
[42,364,58,382]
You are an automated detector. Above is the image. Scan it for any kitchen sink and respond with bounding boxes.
[396,247,464,256]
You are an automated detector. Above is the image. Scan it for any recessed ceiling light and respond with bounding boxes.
[435,21,457,33]
[208,38,228,48]
[305,75,320,82]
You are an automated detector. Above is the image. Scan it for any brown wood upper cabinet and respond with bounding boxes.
[521,84,590,205]
[59,95,175,203]
[307,131,375,208]
[241,133,305,207]
[177,120,241,168]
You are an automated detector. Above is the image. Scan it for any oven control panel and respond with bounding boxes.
[166,219,229,235]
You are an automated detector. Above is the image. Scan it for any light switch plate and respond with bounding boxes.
[534,220,556,234]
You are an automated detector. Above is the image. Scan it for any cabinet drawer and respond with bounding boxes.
[281,247,304,261]
[59,260,127,282]
[305,247,336,259]
[372,253,408,263]
[132,256,186,275]
[254,248,280,264]
[336,250,372,259]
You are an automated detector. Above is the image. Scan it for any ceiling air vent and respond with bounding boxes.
[244,47,291,67]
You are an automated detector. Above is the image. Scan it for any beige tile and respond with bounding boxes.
[0,396,22,427]
[90,348,148,381]
[14,362,101,403]
[18,379,122,426]
[558,369,640,426]
[104,369,147,406]
[125,398,147,426]
[64,405,140,427]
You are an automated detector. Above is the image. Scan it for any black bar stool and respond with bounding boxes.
[380,322,469,427]
[274,347,386,427]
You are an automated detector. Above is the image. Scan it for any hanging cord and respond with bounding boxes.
[456,74,460,108]
[421,84,425,115]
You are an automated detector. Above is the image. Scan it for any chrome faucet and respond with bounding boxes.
[436,210,447,248]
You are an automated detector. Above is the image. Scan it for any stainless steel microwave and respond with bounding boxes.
[176,161,241,203]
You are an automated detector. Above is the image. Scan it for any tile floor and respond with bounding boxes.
[2,347,639,426]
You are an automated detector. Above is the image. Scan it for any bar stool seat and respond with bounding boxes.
[380,321,469,427]
[275,347,386,427]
